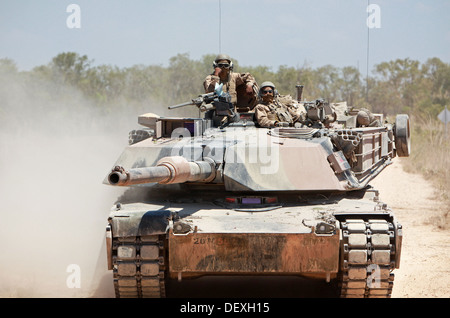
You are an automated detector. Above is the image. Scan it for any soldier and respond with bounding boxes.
[203,54,259,112]
[356,108,381,127]
[254,81,306,128]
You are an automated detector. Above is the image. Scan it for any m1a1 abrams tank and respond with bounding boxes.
[103,85,410,298]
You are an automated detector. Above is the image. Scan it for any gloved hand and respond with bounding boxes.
[246,83,254,95]
[214,67,222,76]
[275,121,290,127]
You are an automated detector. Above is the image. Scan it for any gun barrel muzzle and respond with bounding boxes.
[108,166,170,185]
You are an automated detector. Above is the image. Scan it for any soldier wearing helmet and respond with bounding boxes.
[203,54,259,112]
[254,81,306,128]
[356,108,381,127]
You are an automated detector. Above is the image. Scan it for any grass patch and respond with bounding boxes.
[401,115,450,229]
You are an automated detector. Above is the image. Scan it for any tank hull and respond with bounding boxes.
[169,232,339,279]
[107,187,401,297]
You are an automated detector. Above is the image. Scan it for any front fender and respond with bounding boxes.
[109,209,171,237]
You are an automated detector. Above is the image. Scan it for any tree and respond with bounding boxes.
[50,52,91,86]
[0,58,18,74]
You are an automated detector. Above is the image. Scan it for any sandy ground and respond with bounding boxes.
[370,158,450,298]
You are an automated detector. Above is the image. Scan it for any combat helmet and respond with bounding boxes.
[213,54,233,70]
[259,81,278,96]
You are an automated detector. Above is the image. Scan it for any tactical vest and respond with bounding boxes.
[267,102,293,124]
[220,75,237,105]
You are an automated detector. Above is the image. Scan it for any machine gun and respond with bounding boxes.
[168,85,240,128]
[168,92,218,110]
[303,98,337,128]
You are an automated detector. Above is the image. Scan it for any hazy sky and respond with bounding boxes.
[0,0,449,75]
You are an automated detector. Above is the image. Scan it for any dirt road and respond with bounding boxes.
[370,158,450,298]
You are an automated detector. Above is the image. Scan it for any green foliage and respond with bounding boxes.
[1,52,449,121]
[401,115,450,222]
[0,58,18,73]
[369,58,450,117]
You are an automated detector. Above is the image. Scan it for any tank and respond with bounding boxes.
[103,84,410,298]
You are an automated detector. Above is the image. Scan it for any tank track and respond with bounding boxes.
[339,218,396,298]
[112,234,167,298]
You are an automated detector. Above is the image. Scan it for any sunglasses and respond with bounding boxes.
[262,89,273,94]
[218,63,230,69]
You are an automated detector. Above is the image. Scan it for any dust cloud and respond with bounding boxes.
[0,71,159,297]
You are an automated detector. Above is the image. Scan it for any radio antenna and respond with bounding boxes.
[366,0,370,102]
[219,0,222,52]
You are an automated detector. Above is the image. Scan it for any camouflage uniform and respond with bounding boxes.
[255,95,306,128]
[203,72,258,110]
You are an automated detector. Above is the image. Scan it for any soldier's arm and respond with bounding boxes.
[203,74,220,93]
[234,73,257,91]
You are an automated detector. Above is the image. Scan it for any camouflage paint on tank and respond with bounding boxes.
[106,123,394,192]
[104,89,410,298]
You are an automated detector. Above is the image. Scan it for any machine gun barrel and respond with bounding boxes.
[108,156,216,186]
[168,101,196,109]
[168,92,217,110]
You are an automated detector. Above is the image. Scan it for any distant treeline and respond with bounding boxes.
[1,52,449,118]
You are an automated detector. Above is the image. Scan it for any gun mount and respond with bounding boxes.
[303,99,337,128]
[168,85,240,128]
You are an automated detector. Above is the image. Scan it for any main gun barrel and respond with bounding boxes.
[108,156,216,186]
